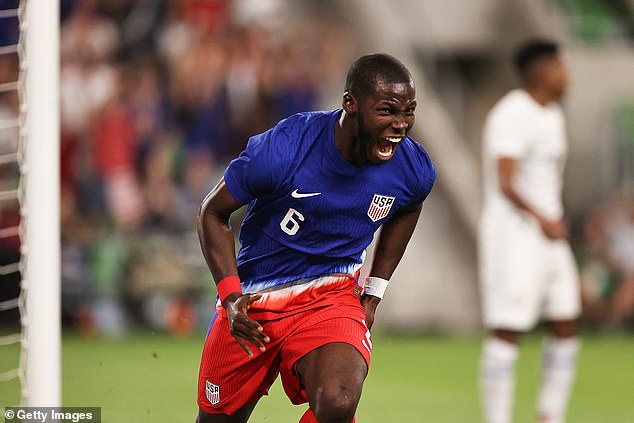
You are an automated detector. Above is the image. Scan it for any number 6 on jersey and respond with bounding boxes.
[280,208,305,236]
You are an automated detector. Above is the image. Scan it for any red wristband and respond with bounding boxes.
[216,276,242,302]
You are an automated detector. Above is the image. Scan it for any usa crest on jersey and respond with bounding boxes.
[367,194,395,222]
[206,380,220,405]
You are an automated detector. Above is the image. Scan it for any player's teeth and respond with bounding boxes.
[386,137,402,143]
[378,143,393,157]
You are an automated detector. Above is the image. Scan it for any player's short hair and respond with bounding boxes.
[345,53,412,99]
[513,39,559,79]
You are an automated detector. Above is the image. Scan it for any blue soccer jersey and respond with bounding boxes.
[224,110,436,296]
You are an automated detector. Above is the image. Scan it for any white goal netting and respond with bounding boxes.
[0,1,26,405]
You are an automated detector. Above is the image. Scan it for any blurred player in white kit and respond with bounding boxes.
[479,39,581,423]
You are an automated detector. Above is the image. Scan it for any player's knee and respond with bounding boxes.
[547,319,578,338]
[196,409,231,423]
[312,385,360,423]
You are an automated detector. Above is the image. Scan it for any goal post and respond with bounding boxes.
[24,0,61,407]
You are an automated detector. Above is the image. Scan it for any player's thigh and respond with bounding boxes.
[297,342,368,410]
[543,242,581,323]
[198,316,281,416]
[480,223,544,330]
[278,302,371,408]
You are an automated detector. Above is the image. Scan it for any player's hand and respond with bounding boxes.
[538,217,569,240]
[223,293,270,358]
[361,294,381,330]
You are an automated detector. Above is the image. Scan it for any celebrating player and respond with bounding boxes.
[479,40,581,423]
[195,53,436,423]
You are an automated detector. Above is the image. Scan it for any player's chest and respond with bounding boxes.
[525,113,567,160]
[274,163,406,226]
[524,119,567,162]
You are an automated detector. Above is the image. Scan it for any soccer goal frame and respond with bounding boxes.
[24,0,61,406]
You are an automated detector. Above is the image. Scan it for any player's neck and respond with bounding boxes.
[522,85,556,107]
[335,111,367,167]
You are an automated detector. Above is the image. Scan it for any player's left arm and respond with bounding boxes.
[362,202,423,329]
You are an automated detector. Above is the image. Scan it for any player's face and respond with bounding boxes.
[538,54,568,100]
[356,80,416,164]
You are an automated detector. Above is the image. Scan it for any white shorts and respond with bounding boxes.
[478,212,581,331]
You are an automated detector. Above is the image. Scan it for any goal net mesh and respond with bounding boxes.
[0,0,27,406]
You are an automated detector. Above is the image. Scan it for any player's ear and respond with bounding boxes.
[342,91,357,114]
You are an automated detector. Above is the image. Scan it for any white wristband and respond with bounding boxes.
[363,276,390,299]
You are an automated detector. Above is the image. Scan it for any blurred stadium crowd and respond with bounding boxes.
[1,0,353,336]
[578,192,634,329]
[0,0,632,336]
[56,0,353,336]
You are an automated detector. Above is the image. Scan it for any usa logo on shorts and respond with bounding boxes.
[206,380,220,405]
[367,194,395,222]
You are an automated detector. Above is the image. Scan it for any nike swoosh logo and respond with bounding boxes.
[291,189,321,198]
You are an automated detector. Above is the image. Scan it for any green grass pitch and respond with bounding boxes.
[1,332,632,422]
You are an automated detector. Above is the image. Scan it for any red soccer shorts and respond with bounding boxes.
[197,281,372,415]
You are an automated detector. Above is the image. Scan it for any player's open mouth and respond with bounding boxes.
[376,137,402,159]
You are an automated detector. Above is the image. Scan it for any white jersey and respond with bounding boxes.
[479,89,579,330]
[482,89,567,221]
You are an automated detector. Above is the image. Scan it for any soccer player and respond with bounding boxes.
[479,40,581,423]
[196,53,436,423]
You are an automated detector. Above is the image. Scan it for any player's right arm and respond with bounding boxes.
[198,179,270,358]
[200,116,294,356]
[498,157,568,240]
